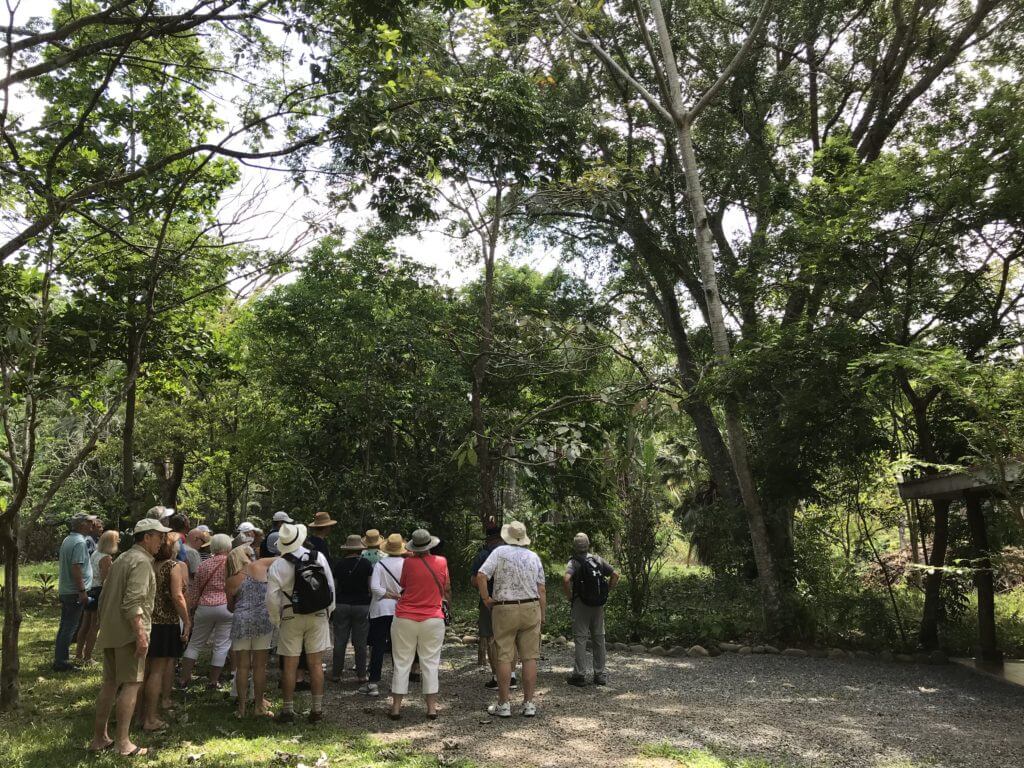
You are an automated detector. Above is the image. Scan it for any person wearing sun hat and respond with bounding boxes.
[360,529,383,565]
[363,533,406,697]
[475,520,546,719]
[261,510,294,557]
[386,528,450,720]
[89,517,169,756]
[328,534,373,683]
[307,511,336,560]
[266,522,335,724]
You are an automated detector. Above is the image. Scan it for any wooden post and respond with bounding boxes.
[965,493,1002,663]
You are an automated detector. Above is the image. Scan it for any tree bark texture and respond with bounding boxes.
[965,493,1001,662]
[0,514,22,710]
[918,497,950,650]
[121,365,138,528]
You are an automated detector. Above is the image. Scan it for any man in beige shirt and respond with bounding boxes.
[89,518,168,756]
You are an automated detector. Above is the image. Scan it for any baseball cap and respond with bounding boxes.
[194,525,211,533]
[134,518,171,535]
[272,511,294,523]
[69,512,98,527]
[237,521,262,534]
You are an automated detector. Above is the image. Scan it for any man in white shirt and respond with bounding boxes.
[266,523,335,723]
[475,520,546,718]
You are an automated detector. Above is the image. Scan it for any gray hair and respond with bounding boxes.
[209,533,232,554]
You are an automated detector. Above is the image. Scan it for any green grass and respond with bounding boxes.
[0,604,474,768]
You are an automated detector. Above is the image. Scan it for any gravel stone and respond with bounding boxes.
[319,639,1024,768]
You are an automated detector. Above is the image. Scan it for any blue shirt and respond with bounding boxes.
[58,532,92,595]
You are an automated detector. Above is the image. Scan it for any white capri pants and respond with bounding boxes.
[184,604,233,667]
[390,617,445,695]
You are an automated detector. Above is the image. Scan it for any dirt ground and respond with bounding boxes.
[321,641,1024,768]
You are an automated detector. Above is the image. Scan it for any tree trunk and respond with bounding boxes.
[155,451,185,508]
[225,471,236,532]
[0,513,22,711]
[121,360,138,528]
[470,187,502,526]
[673,120,782,631]
[919,498,950,650]
[965,493,1000,662]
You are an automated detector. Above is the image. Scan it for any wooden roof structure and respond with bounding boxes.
[897,459,1023,501]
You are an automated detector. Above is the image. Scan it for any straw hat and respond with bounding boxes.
[379,533,407,557]
[406,528,440,553]
[276,523,307,555]
[501,520,531,547]
[339,534,365,551]
[309,511,337,530]
[361,528,382,548]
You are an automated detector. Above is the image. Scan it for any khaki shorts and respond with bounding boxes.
[102,643,146,685]
[231,632,273,652]
[277,610,330,657]
[491,601,541,663]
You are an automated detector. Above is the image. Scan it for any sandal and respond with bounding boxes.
[87,740,114,753]
[119,746,149,757]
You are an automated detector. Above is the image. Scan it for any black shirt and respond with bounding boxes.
[331,555,373,605]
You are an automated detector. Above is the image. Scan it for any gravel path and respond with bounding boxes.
[323,641,1024,768]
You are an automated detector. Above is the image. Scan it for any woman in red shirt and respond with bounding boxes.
[388,528,450,720]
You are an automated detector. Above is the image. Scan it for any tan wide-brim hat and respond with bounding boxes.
[362,528,382,548]
[501,520,531,547]
[339,534,365,551]
[379,533,407,556]
[309,511,337,529]
[406,528,440,553]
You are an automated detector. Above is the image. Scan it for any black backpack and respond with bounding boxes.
[571,555,609,607]
[284,551,333,614]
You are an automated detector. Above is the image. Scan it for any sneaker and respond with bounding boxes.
[308,711,324,724]
[357,683,379,697]
[566,674,587,687]
[521,701,537,717]
[275,711,296,724]
[509,675,518,690]
[593,674,607,686]
[487,702,512,718]
[484,677,498,690]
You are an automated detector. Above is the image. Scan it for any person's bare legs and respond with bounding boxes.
[235,651,250,716]
[306,650,324,713]
[82,617,100,663]
[160,660,174,710]
[389,692,404,717]
[208,664,223,686]
[178,656,197,687]
[142,659,169,731]
[74,612,95,662]
[281,655,299,707]
[89,680,118,750]
[252,650,270,715]
[425,692,438,716]
[114,682,144,755]
[495,660,512,706]
[521,658,537,702]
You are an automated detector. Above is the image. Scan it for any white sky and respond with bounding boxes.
[10,1,564,289]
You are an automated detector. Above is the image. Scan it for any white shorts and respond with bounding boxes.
[231,632,273,652]
[277,610,330,657]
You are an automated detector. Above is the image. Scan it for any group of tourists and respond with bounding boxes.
[53,507,618,757]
